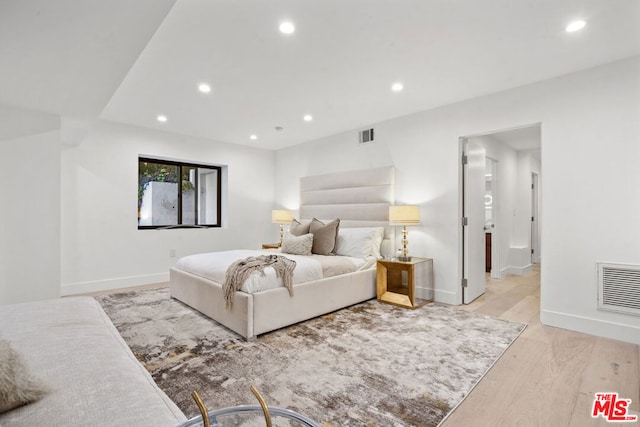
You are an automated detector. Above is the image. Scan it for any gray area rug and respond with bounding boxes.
[96,287,525,426]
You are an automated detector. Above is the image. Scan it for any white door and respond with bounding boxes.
[463,139,487,303]
[531,172,539,264]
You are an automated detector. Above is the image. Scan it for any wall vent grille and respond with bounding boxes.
[359,128,375,144]
[598,262,640,316]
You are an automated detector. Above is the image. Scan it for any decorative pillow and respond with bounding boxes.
[0,339,49,414]
[335,227,385,259]
[371,227,385,258]
[280,233,313,256]
[309,218,340,255]
[289,219,311,236]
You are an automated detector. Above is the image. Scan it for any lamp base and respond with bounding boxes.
[278,224,285,246]
[397,255,412,262]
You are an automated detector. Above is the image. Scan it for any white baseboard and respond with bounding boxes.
[500,264,532,277]
[417,287,458,305]
[61,272,169,296]
[416,287,458,304]
[541,309,640,345]
[433,288,459,305]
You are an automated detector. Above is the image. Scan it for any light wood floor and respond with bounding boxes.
[441,265,640,427]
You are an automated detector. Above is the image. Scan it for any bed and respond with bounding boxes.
[170,166,395,340]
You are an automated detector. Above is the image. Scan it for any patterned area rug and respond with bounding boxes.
[96,287,525,427]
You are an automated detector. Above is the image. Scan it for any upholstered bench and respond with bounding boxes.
[0,297,186,426]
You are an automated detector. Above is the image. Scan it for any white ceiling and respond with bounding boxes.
[1,0,639,150]
[489,124,542,153]
[0,0,176,119]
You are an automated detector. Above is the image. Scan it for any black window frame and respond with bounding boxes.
[138,157,222,230]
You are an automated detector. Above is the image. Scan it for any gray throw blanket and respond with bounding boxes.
[223,255,297,308]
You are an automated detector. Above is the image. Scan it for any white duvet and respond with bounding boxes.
[175,249,374,294]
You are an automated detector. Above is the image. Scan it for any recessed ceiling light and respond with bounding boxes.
[198,83,211,93]
[279,22,295,34]
[156,115,167,123]
[303,114,313,122]
[565,20,586,33]
[250,134,257,140]
[391,82,404,92]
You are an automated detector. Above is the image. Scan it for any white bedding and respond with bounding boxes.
[174,249,375,294]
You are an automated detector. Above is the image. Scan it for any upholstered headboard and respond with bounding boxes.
[298,166,395,256]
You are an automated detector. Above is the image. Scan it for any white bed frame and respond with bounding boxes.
[170,166,395,340]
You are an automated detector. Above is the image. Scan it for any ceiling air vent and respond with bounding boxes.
[359,128,375,144]
[597,262,640,316]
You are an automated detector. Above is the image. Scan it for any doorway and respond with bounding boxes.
[460,123,541,305]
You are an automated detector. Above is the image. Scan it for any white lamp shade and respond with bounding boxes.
[389,205,421,226]
[271,210,293,224]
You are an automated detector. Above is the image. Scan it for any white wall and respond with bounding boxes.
[60,121,276,295]
[0,126,61,304]
[275,56,640,344]
[515,151,542,266]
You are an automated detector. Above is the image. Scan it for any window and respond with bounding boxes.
[138,157,221,229]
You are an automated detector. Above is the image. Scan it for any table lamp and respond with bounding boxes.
[389,205,421,262]
[271,210,293,246]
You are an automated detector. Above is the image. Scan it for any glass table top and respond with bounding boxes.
[176,405,322,427]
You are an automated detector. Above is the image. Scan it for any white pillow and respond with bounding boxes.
[370,227,385,258]
[281,233,313,256]
[335,227,385,259]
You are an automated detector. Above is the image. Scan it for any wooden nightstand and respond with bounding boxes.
[376,258,434,309]
[261,243,281,249]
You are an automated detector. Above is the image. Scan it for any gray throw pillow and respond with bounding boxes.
[0,339,49,413]
[289,219,311,236]
[281,233,313,256]
[309,218,340,255]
